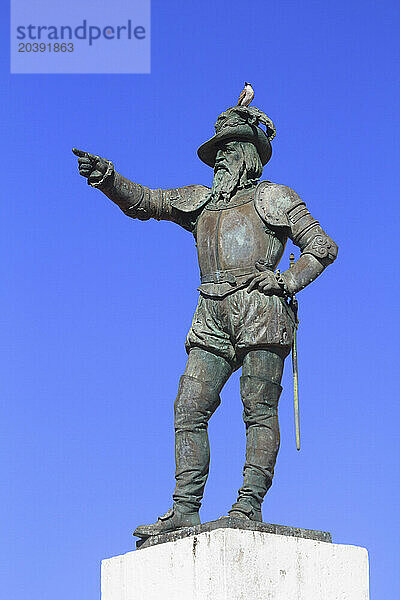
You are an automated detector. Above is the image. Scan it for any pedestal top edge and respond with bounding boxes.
[135,517,332,551]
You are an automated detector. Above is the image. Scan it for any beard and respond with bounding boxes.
[210,162,243,203]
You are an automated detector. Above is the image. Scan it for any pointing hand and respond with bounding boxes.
[72,148,110,184]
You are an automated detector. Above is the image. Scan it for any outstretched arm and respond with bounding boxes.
[72,148,208,231]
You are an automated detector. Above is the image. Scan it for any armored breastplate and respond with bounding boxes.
[196,190,286,297]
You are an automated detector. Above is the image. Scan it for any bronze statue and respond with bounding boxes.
[73,96,337,540]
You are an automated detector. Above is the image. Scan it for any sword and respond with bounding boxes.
[289,253,300,451]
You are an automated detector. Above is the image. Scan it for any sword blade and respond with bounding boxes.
[292,326,300,451]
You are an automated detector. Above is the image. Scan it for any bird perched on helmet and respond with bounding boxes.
[237,82,254,107]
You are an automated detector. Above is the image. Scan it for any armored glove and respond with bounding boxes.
[72,148,113,187]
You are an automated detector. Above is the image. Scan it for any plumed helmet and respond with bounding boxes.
[197,106,276,168]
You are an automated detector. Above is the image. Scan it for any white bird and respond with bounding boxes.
[237,82,254,107]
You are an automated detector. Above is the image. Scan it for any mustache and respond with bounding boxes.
[214,162,229,173]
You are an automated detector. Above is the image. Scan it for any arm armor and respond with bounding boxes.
[283,197,338,295]
[287,200,338,266]
[89,162,209,231]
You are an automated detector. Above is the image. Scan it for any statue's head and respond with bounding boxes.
[197,105,275,169]
[213,140,263,179]
[198,106,275,202]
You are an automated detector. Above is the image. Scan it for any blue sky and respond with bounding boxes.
[1,1,399,598]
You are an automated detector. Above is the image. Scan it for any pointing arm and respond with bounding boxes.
[73,149,209,231]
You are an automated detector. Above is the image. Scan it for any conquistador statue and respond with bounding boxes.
[73,97,337,540]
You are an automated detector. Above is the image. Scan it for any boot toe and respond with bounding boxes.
[133,507,200,538]
[228,510,252,520]
[133,524,157,538]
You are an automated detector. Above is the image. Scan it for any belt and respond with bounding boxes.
[201,266,259,285]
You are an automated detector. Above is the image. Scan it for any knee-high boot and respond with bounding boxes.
[134,374,220,538]
[230,375,282,521]
[173,374,221,513]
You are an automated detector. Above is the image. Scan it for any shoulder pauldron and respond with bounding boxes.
[170,185,211,213]
[254,181,303,228]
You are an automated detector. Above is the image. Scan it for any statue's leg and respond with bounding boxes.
[134,347,232,538]
[229,349,284,522]
[173,347,232,511]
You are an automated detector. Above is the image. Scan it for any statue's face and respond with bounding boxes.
[211,140,254,202]
[214,141,243,174]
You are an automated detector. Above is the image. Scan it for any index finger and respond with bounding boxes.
[72,148,88,158]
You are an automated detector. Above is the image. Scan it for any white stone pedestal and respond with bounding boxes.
[101,524,369,600]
